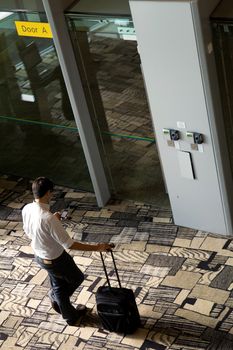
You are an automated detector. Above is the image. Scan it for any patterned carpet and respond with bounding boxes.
[0,175,233,349]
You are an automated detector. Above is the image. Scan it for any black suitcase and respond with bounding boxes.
[96,250,141,334]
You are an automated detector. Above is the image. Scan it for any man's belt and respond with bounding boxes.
[36,250,65,265]
[41,258,53,264]
[36,256,53,264]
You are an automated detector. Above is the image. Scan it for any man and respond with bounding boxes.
[22,177,114,326]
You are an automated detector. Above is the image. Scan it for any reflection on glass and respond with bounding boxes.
[67,15,169,206]
[212,21,233,178]
[0,11,92,191]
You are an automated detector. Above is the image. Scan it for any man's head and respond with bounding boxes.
[32,177,54,200]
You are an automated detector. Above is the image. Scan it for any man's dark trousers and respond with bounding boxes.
[35,250,84,323]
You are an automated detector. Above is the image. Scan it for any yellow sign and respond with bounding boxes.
[15,21,53,38]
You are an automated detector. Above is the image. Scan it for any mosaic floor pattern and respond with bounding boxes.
[0,175,233,349]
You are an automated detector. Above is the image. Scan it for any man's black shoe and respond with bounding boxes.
[76,304,87,312]
[66,306,87,326]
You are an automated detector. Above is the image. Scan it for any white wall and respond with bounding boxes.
[130,0,233,234]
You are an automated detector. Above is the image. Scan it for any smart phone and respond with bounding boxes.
[61,210,68,220]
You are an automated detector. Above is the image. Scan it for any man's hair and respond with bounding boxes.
[32,177,54,199]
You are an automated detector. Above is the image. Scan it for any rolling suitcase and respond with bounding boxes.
[96,250,141,334]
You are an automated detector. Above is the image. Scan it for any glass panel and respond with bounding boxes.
[67,0,131,17]
[67,15,169,206]
[0,11,92,191]
[212,21,233,177]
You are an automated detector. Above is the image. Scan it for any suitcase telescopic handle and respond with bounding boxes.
[100,250,122,289]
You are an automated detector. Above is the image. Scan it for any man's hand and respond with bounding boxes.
[53,212,61,220]
[97,243,115,252]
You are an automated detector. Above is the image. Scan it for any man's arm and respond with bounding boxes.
[52,212,114,252]
[70,241,114,252]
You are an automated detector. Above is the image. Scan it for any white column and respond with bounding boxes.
[130,0,233,234]
[42,0,110,207]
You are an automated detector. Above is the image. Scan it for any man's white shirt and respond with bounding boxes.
[22,202,74,259]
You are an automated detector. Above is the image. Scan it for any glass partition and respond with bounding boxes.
[212,20,233,178]
[66,14,169,206]
[0,11,92,191]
